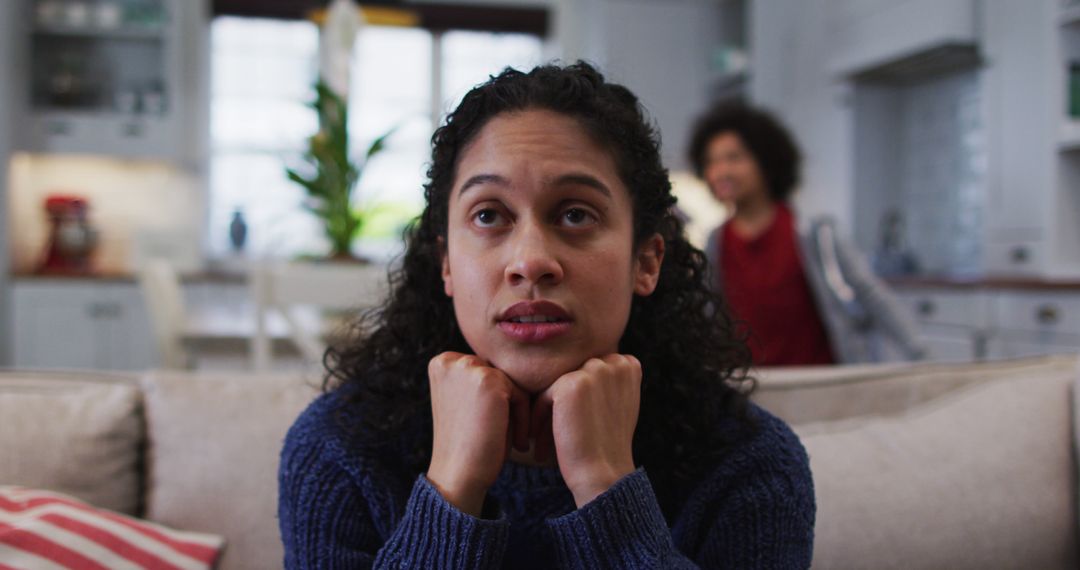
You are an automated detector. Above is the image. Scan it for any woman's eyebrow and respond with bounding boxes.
[553,173,612,198]
[457,174,509,199]
[456,172,613,199]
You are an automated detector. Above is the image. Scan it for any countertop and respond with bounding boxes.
[13,271,1080,291]
[11,269,248,285]
[886,276,1080,291]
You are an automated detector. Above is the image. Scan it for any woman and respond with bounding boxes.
[279,63,815,568]
[689,102,925,365]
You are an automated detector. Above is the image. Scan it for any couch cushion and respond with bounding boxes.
[801,355,1079,568]
[0,372,142,516]
[753,354,1078,424]
[0,485,224,569]
[140,370,320,570]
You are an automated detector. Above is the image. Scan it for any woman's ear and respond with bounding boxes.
[439,237,454,297]
[633,233,664,296]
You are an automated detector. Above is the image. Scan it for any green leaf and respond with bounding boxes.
[285,75,408,257]
[365,126,398,160]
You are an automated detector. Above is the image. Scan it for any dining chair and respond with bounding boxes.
[249,261,389,371]
[136,258,193,370]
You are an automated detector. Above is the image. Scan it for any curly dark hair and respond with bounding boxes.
[688,101,802,203]
[326,61,754,518]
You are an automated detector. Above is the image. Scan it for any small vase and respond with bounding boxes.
[229,209,248,252]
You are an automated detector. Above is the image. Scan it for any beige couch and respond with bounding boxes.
[2,354,1077,569]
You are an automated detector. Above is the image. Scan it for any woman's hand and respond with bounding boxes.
[531,354,642,508]
[426,352,531,517]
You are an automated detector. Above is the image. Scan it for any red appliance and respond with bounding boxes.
[38,194,98,274]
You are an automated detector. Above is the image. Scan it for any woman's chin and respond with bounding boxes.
[490,356,580,395]
[501,369,559,395]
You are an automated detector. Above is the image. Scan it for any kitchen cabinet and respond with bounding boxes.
[11,0,207,164]
[894,288,993,362]
[987,333,1080,359]
[12,279,157,370]
[987,290,1080,358]
[894,285,1080,363]
[979,0,1080,277]
[829,0,978,77]
[980,0,1056,275]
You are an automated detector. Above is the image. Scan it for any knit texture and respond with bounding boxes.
[279,390,815,569]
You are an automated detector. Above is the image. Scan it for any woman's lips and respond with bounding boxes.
[712,180,735,199]
[497,300,572,343]
[498,320,572,342]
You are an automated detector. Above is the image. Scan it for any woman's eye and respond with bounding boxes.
[473,208,504,227]
[561,207,596,227]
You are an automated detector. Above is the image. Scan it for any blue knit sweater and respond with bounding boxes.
[279,389,815,568]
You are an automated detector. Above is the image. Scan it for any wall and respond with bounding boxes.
[749,0,855,232]
[853,70,985,275]
[0,0,14,364]
[556,0,722,171]
[8,156,205,275]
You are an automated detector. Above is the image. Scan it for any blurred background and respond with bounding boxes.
[1,0,1078,371]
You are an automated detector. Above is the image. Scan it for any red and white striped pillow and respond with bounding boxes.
[0,486,224,570]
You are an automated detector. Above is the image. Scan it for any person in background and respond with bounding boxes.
[278,63,815,568]
[688,102,926,365]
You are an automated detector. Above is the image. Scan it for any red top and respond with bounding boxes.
[720,204,835,366]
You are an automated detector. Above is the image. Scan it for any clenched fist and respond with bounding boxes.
[530,354,642,507]
[426,352,643,515]
[426,352,530,517]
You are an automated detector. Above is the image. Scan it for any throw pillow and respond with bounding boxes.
[0,486,224,569]
[0,374,142,515]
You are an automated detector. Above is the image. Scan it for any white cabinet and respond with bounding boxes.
[894,288,993,362]
[12,0,206,164]
[895,286,1080,363]
[918,327,984,363]
[829,0,977,76]
[979,0,1080,277]
[13,280,158,370]
[980,0,1058,275]
[987,290,1080,358]
[992,290,1080,336]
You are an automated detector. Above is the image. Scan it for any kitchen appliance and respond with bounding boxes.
[38,194,98,274]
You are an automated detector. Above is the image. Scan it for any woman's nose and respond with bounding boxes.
[706,159,729,181]
[504,223,564,287]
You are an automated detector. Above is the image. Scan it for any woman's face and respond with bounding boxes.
[701,131,769,206]
[441,109,664,394]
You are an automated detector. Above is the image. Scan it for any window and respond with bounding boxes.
[209,17,544,260]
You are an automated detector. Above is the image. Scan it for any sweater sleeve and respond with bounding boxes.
[834,233,927,360]
[689,459,816,569]
[278,399,510,569]
[547,411,815,569]
[546,469,697,569]
[686,411,816,569]
[378,476,510,568]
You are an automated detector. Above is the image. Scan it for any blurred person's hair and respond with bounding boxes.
[688,101,802,203]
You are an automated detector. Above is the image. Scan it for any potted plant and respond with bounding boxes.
[286,79,393,261]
